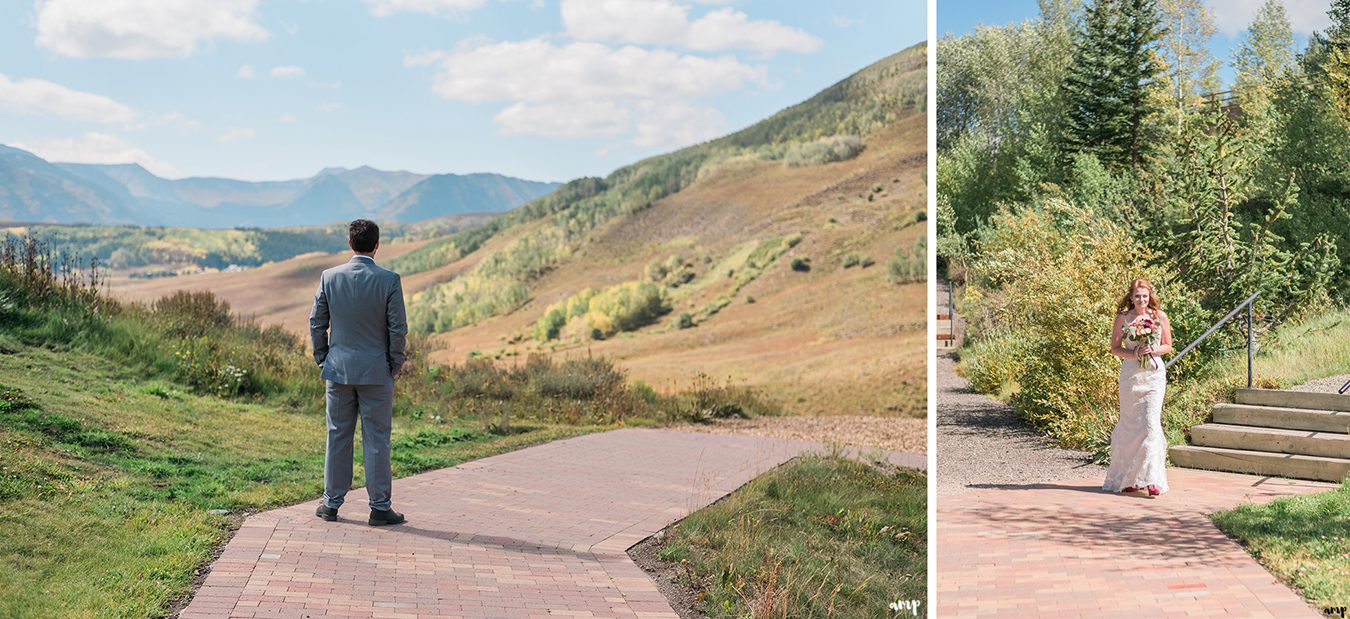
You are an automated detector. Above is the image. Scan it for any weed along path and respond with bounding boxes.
[181,428,924,618]
[936,333,1336,617]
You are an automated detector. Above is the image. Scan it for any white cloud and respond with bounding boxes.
[686,8,824,54]
[0,74,136,124]
[237,64,255,78]
[366,0,487,16]
[831,15,859,29]
[420,38,764,102]
[35,0,267,59]
[1207,0,1333,36]
[17,132,179,177]
[494,101,631,137]
[561,0,821,55]
[219,127,255,143]
[271,65,305,78]
[412,37,762,145]
[630,100,724,147]
[278,113,297,123]
[403,50,449,67]
[316,101,343,112]
[160,111,202,129]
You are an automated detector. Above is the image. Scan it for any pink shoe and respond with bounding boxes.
[1146,485,1160,497]
[1121,486,1139,493]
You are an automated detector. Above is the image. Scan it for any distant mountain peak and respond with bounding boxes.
[0,144,558,227]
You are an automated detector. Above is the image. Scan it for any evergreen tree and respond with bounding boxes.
[1059,0,1166,171]
[1165,107,1336,326]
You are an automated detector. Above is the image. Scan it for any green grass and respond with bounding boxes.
[1212,479,1350,611]
[658,454,926,619]
[0,345,609,618]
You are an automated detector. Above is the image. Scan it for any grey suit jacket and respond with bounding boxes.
[309,255,408,385]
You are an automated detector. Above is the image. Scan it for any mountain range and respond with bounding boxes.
[0,144,559,228]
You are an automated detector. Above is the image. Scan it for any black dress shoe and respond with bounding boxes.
[315,504,338,521]
[368,508,406,526]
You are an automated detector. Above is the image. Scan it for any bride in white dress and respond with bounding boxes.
[1103,278,1174,497]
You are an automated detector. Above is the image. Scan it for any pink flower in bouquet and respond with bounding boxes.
[1121,316,1161,369]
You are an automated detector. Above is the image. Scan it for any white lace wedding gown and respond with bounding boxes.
[1102,335,1169,493]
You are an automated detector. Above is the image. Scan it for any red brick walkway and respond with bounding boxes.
[937,469,1335,618]
[181,428,924,619]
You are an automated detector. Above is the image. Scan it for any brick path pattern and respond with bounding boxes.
[182,428,924,619]
[938,469,1336,618]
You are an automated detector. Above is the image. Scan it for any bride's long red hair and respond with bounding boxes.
[1117,278,1161,314]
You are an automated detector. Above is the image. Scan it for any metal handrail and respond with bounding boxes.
[1339,378,1350,395]
[1164,291,1261,388]
[947,280,955,343]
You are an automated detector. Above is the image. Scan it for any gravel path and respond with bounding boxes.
[670,414,927,454]
[935,350,1098,496]
[1290,373,1350,394]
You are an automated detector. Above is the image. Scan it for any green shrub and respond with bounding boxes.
[790,257,811,272]
[154,290,233,337]
[674,312,695,329]
[782,135,864,167]
[677,374,775,423]
[645,254,695,287]
[962,199,1195,453]
[445,358,515,400]
[585,281,671,338]
[887,236,926,284]
[533,307,567,342]
[523,355,625,399]
[172,337,254,398]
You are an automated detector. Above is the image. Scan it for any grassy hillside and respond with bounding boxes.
[388,43,925,327]
[403,44,928,417]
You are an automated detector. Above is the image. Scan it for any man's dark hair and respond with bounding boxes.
[349,219,379,253]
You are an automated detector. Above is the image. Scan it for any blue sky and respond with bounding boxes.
[0,0,924,183]
[939,0,1332,85]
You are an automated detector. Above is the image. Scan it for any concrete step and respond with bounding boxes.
[1169,445,1350,483]
[1235,388,1350,412]
[1213,403,1350,434]
[1190,423,1350,459]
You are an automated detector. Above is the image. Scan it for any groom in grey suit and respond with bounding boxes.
[309,219,408,526]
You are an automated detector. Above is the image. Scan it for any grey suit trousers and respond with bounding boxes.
[322,379,395,511]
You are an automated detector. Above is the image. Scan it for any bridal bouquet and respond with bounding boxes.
[1122,316,1161,369]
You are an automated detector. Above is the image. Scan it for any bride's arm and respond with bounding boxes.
[1152,310,1175,356]
[1109,314,1136,359]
